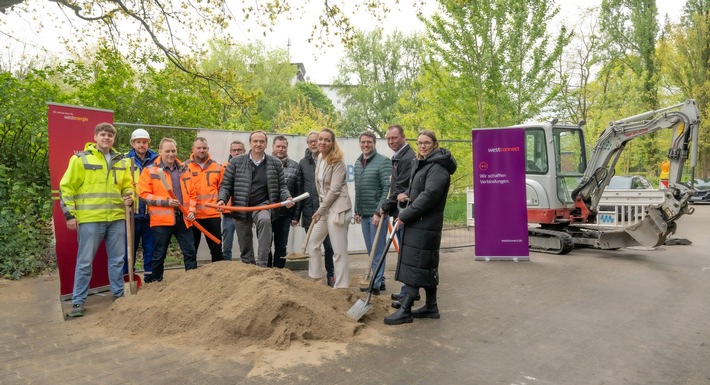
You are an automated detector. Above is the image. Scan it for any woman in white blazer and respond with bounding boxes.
[307,128,353,288]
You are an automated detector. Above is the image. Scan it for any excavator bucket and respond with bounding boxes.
[624,208,673,248]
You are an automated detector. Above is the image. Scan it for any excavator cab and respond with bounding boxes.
[525,123,587,225]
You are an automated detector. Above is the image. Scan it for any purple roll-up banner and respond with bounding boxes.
[472,128,529,261]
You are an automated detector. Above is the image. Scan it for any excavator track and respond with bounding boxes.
[528,228,575,255]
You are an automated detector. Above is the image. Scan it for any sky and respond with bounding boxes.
[1,0,686,83]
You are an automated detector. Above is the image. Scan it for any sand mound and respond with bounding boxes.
[97,262,391,352]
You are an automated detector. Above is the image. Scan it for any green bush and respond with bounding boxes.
[0,165,55,279]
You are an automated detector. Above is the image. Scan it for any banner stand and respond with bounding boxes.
[48,103,115,300]
[471,127,530,261]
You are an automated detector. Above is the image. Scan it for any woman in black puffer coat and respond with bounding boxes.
[385,130,457,326]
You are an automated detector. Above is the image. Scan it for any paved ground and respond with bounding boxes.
[2,205,710,384]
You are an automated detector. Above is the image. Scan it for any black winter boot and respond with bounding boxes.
[391,292,421,302]
[384,286,416,325]
[412,286,440,319]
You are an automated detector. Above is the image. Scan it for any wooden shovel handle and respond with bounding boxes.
[301,220,317,254]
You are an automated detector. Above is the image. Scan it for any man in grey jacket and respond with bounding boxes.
[354,131,392,295]
[217,131,293,267]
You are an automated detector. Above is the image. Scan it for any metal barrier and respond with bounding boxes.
[466,187,475,228]
[594,189,665,227]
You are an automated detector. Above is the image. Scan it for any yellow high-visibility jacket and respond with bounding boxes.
[59,143,133,224]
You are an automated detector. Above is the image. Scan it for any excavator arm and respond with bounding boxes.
[570,99,701,246]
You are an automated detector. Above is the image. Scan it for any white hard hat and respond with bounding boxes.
[131,128,150,142]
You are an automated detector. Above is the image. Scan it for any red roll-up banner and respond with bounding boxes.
[48,103,115,300]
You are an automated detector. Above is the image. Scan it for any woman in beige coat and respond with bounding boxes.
[307,128,352,288]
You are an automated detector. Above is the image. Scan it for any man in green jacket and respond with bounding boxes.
[354,131,392,295]
[60,122,134,317]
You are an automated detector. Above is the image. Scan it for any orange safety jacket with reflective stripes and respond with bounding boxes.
[138,157,197,228]
[184,154,224,219]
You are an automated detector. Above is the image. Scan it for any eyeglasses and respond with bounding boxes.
[307,140,317,144]
[416,141,434,147]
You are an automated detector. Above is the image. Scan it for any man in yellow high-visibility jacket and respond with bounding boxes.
[60,122,134,317]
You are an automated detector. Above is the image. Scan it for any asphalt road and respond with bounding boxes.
[1,205,709,384]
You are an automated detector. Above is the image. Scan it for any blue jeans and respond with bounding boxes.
[72,220,126,304]
[221,215,234,261]
[123,217,154,277]
[151,215,197,281]
[269,215,291,268]
[361,215,388,288]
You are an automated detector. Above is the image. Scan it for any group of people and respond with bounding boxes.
[59,123,457,325]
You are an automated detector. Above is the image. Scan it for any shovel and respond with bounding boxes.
[285,219,315,260]
[125,206,138,295]
[125,157,139,295]
[347,221,399,321]
[205,192,310,212]
[359,215,385,285]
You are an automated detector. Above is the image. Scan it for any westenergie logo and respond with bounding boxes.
[63,115,89,122]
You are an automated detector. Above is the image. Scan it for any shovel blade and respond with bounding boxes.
[347,299,372,321]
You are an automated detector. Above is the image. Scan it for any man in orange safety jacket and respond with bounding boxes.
[184,137,224,262]
[138,137,197,282]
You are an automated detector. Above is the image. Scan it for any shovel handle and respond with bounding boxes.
[364,221,399,304]
[301,220,316,254]
[164,188,221,244]
[206,192,310,212]
[125,206,136,290]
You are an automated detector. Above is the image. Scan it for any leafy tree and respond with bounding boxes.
[600,0,659,108]
[600,0,662,174]
[52,44,140,119]
[422,0,570,131]
[295,82,335,117]
[657,2,710,176]
[272,98,338,135]
[335,28,424,137]
[0,0,424,97]
[547,7,605,125]
[0,70,62,279]
[199,40,298,131]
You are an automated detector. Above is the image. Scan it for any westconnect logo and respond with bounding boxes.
[488,146,521,153]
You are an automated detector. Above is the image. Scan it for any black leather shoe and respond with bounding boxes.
[359,287,380,295]
[391,301,401,309]
[380,283,386,291]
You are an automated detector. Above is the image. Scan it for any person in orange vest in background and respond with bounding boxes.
[221,140,247,261]
[124,128,159,282]
[138,138,197,282]
[185,137,224,262]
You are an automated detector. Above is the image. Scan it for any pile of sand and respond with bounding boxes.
[96,262,392,352]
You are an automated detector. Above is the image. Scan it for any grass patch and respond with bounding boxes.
[444,193,468,227]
